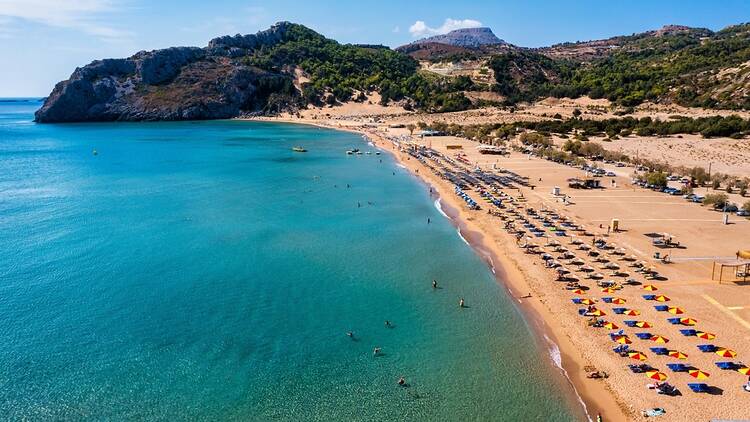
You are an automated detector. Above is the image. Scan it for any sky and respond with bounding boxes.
[1,0,749,96]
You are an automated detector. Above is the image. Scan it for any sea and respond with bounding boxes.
[0,99,584,421]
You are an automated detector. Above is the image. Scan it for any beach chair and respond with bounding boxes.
[571,298,583,304]
[654,305,669,312]
[649,347,669,355]
[687,383,709,393]
[666,363,690,372]
[697,344,717,353]
[635,333,653,340]
[642,294,657,300]
[624,320,638,327]
[601,297,613,303]
[667,318,682,325]
[613,308,627,314]
[679,329,697,336]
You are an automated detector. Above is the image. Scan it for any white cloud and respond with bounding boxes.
[0,0,131,42]
[409,18,483,38]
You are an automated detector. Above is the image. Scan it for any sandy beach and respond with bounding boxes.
[248,100,750,421]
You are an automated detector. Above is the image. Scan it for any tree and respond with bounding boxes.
[645,172,668,188]
[703,193,729,207]
[743,201,750,212]
[406,124,416,136]
[572,108,582,118]
[519,132,552,148]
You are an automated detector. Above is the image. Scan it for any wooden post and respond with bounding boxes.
[712,261,716,281]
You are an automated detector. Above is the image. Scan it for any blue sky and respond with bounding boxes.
[1,0,749,96]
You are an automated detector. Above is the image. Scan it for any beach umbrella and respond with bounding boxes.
[572,289,585,295]
[611,297,626,305]
[654,295,670,302]
[579,298,595,305]
[603,322,619,330]
[590,309,606,317]
[623,309,640,316]
[628,352,647,361]
[715,348,737,358]
[643,284,658,291]
[650,335,669,343]
[635,321,652,328]
[696,331,715,340]
[668,350,688,360]
[646,370,668,381]
[667,306,684,315]
[688,369,710,379]
[679,317,697,326]
[601,287,616,293]
[737,366,750,375]
[614,335,632,344]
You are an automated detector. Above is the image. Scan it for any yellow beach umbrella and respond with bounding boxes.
[643,284,658,291]
[611,297,626,304]
[635,321,652,328]
[628,352,647,361]
[688,369,710,379]
[715,348,737,358]
[573,289,585,295]
[679,317,697,326]
[668,350,688,360]
[737,366,750,375]
[623,309,640,316]
[646,370,668,381]
[603,321,619,330]
[667,306,684,315]
[601,287,616,293]
[614,335,632,344]
[650,335,669,343]
[696,331,715,340]
[579,298,595,305]
[654,295,670,302]
[590,309,606,317]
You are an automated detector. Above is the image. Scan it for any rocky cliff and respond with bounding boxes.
[35,22,298,122]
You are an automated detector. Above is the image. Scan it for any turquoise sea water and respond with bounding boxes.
[0,99,583,421]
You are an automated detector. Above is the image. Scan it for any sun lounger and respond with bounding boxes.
[601,297,613,303]
[642,294,656,300]
[642,407,666,417]
[571,298,583,304]
[628,363,653,373]
[624,320,638,327]
[687,383,709,393]
[667,318,682,325]
[666,363,691,372]
[635,333,653,340]
[680,329,697,336]
[650,347,669,355]
[654,305,669,311]
[613,345,630,354]
[697,344,717,353]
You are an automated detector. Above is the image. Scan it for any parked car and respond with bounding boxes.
[605,171,616,177]
[737,209,750,217]
[691,196,705,203]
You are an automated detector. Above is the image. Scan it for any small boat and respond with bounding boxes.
[292,146,307,152]
[92,149,98,156]
[346,148,360,155]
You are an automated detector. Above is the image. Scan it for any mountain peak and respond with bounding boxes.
[411,27,505,48]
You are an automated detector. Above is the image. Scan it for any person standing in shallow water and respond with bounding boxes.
[459,298,465,308]
[432,279,437,289]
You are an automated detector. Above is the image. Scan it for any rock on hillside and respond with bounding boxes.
[408,27,505,48]
[35,22,298,122]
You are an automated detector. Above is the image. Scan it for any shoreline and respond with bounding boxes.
[244,116,630,421]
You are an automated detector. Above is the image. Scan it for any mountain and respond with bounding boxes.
[410,28,504,48]
[396,28,509,61]
[35,21,750,122]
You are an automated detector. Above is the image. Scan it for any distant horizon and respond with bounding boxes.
[1,0,749,96]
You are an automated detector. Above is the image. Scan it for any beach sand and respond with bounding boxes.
[248,102,750,421]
